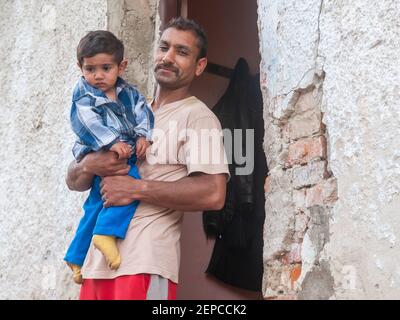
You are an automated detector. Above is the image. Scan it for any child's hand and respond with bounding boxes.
[110,141,133,159]
[136,137,151,159]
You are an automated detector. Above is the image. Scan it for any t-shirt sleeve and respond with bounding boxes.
[181,115,230,179]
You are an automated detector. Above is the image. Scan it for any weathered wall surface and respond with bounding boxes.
[319,0,400,299]
[0,0,107,299]
[107,0,158,97]
[258,0,400,299]
[2,0,398,300]
[258,0,334,299]
[0,0,158,300]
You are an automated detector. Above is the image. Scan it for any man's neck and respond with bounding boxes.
[152,86,191,111]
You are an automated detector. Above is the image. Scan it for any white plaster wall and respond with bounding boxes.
[107,0,158,97]
[319,0,400,299]
[258,0,400,299]
[257,0,322,121]
[0,0,107,299]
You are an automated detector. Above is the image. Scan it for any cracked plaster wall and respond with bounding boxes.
[319,0,400,299]
[0,0,157,300]
[1,0,398,301]
[258,0,400,299]
[0,0,108,299]
[107,0,158,97]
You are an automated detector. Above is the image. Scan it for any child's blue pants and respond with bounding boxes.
[64,157,140,266]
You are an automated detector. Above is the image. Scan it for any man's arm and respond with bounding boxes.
[66,150,130,192]
[100,173,227,211]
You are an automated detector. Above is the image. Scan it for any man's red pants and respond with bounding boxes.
[79,274,177,300]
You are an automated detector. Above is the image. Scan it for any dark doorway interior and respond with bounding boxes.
[167,0,265,300]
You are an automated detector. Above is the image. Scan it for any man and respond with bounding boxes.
[66,17,229,300]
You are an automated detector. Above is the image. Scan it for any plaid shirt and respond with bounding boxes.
[70,76,154,161]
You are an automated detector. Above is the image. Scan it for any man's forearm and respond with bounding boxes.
[139,174,227,211]
[66,151,131,192]
[66,159,94,191]
[101,173,227,211]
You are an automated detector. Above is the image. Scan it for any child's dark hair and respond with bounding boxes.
[77,30,124,66]
[162,17,207,60]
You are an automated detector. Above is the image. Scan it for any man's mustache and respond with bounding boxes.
[154,62,179,75]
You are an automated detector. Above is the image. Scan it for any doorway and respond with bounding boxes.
[160,0,264,299]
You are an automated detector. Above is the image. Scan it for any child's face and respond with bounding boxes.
[80,53,127,96]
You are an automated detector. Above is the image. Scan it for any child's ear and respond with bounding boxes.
[118,59,128,75]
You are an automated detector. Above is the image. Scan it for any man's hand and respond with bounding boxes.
[100,175,145,207]
[82,150,130,177]
[136,137,151,159]
[100,172,227,211]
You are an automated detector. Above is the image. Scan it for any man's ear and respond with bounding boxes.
[195,57,207,77]
[77,61,82,70]
[119,59,128,75]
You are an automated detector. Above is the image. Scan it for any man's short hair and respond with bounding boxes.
[162,17,207,60]
[77,30,124,66]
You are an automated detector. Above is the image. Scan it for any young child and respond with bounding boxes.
[64,30,154,284]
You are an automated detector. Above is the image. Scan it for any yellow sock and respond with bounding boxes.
[67,262,83,284]
[92,235,121,270]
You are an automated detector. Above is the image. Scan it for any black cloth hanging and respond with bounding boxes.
[203,58,268,292]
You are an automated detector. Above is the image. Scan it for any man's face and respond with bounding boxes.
[80,53,126,96]
[154,28,207,89]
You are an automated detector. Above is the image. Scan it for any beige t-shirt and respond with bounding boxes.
[81,96,229,283]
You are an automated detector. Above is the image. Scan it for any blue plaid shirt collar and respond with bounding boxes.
[73,76,130,109]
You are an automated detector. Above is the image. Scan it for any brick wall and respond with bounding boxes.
[263,88,338,299]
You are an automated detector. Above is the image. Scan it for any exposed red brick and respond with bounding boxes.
[290,264,302,289]
[295,91,320,113]
[292,161,328,189]
[288,111,322,140]
[286,136,327,167]
[305,178,338,207]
